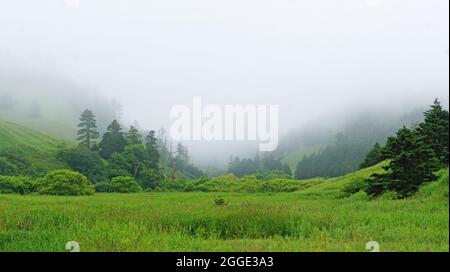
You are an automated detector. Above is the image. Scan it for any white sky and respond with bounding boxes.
[0,0,449,164]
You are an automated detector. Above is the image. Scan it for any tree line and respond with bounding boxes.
[226,99,448,199]
[60,109,203,191]
[228,153,292,179]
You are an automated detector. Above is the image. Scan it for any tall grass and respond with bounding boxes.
[0,169,448,252]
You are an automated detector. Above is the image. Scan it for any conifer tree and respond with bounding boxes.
[127,126,143,145]
[365,127,439,198]
[77,109,100,149]
[174,143,189,171]
[145,130,161,170]
[416,99,449,165]
[99,120,127,159]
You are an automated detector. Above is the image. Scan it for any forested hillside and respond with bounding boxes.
[279,109,425,179]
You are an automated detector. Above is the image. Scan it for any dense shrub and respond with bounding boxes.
[153,175,323,193]
[154,178,191,192]
[0,176,35,194]
[0,149,30,176]
[106,168,132,180]
[214,196,227,206]
[342,179,367,197]
[58,147,107,183]
[94,182,113,193]
[0,148,51,177]
[36,170,94,196]
[138,169,163,190]
[110,176,142,193]
[255,170,292,180]
[0,157,18,176]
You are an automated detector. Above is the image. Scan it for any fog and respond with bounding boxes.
[1,0,449,168]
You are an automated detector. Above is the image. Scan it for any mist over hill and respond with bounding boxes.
[0,65,120,139]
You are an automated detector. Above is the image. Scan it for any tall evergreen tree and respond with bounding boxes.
[99,120,127,159]
[365,127,440,198]
[145,130,161,170]
[174,143,189,171]
[76,109,100,149]
[295,154,315,179]
[127,126,143,145]
[416,99,449,165]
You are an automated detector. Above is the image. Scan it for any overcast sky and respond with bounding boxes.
[1,0,449,166]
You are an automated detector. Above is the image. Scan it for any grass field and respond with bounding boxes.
[1,169,448,252]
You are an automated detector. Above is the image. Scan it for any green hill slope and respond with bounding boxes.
[296,161,449,201]
[0,120,67,152]
[0,120,71,176]
[0,66,119,140]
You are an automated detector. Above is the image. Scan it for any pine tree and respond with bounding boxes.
[127,126,143,145]
[365,127,440,198]
[416,99,449,165]
[174,143,189,171]
[359,142,383,169]
[99,120,127,159]
[145,130,161,170]
[76,109,100,149]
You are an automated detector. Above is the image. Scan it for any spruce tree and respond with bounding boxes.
[365,127,440,198]
[416,99,449,165]
[99,120,127,159]
[127,126,143,145]
[77,109,100,149]
[145,130,161,170]
[174,143,189,171]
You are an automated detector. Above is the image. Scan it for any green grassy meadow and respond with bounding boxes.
[1,168,448,252]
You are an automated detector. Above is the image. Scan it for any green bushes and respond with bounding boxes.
[110,176,142,193]
[36,170,94,196]
[57,147,107,183]
[1,172,146,195]
[152,175,323,193]
[0,147,61,178]
[94,182,113,193]
[95,177,144,193]
[154,178,190,192]
[0,176,35,194]
[342,179,367,197]
[254,170,292,180]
